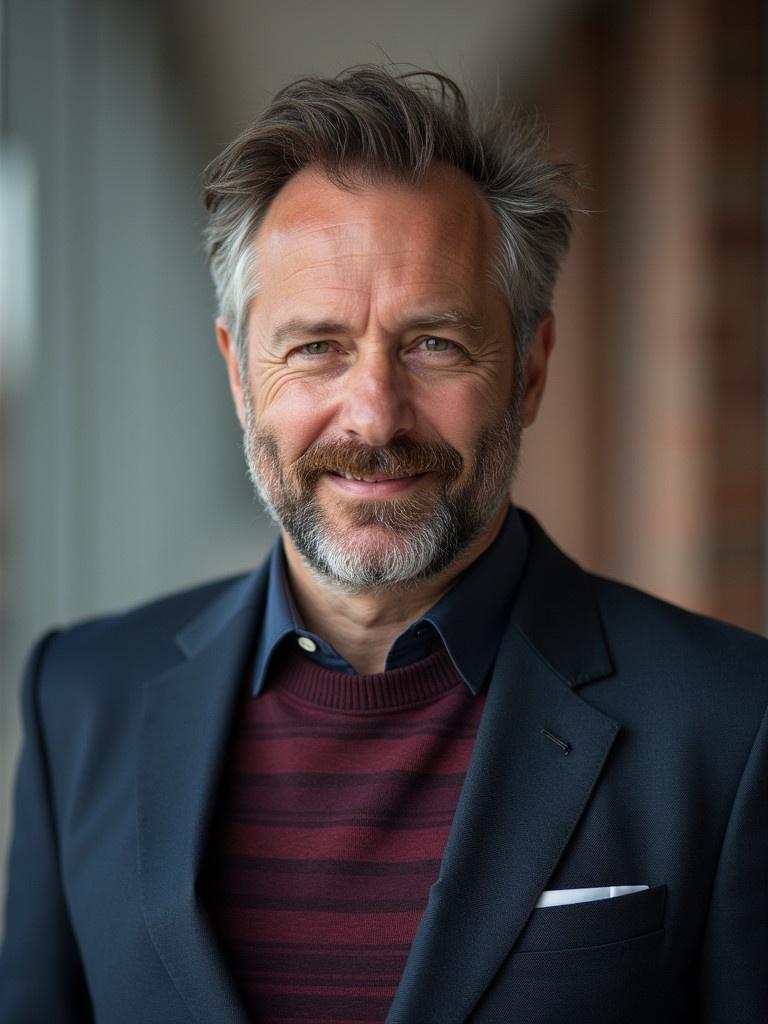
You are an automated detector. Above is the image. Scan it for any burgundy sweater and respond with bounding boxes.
[201,641,485,1024]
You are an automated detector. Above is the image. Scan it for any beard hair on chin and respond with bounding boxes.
[241,385,523,591]
[286,496,465,591]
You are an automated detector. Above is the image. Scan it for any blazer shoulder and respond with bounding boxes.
[590,572,768,704]
[63,571,252,643]
[31,570,258,699]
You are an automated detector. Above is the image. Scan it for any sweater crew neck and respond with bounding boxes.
[269,643,464,713]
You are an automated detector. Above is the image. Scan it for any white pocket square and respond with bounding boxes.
[535,885,649,908]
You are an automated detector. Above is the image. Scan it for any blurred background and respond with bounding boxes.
[0,0,765,922]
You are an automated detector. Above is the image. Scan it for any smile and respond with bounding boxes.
[324,471,428,497]
[330,471,422,482]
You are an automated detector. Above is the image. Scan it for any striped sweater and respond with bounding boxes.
[201,640,485,1023]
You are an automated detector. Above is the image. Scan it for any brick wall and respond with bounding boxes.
[514,0,766,632]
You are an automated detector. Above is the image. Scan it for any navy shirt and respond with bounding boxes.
[252,504,529,696]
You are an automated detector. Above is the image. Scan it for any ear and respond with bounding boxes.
[216,317,246,429]
[521,314,555,428]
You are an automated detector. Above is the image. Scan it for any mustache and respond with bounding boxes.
[292,437,464,485]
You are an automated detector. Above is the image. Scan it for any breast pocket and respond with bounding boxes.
[469,886,671,1023]
[513,883,667,953]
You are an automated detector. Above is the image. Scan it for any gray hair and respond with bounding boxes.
[203,65,576,368]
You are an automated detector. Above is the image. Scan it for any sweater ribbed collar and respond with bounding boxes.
[269,644,465,713]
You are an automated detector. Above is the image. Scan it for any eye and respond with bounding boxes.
[301,341,334,355]
[409,336,466,365]
[286,340,340,365]
[419,336,456,353]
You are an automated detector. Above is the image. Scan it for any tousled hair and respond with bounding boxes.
[203,65,576,367]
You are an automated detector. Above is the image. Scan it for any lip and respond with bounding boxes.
[323,471,428,498]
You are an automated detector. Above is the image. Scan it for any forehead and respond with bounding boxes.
[251,164,500,320]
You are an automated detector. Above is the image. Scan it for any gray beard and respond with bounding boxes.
[241,384,523,591]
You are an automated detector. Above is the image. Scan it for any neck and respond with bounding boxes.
[281,505,509,674]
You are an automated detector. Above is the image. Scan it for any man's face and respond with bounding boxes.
[221,164,545,589]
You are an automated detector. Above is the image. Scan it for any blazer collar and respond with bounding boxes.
[511,509,613,688]
[174,562,269,659]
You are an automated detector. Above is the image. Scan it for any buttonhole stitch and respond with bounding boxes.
[542,728,571,756]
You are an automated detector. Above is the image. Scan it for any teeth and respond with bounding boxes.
[342,472,383,482]
[339,472,415,482]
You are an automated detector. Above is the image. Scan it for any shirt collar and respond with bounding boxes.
[252,505,529,695]
[252,542,312,695]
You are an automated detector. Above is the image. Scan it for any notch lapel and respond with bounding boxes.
[137,566,268,1024]
[386,513,620,1023]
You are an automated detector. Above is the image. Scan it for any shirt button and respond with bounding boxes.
[297,636,317,653]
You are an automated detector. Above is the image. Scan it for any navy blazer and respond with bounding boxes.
[1,511,766,1023]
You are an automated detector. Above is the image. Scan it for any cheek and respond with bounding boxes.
[251,377,335,457]
[414,381,500,455]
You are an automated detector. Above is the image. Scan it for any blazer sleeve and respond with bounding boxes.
[697,700,768,1023]
[0,632,94,1022]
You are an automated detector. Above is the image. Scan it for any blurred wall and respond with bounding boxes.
[517,0,766,631]
[0,0,272,922]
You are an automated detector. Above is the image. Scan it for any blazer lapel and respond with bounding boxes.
[137,565,268,1024]
[386,514,620,1023]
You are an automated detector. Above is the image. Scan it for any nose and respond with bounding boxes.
[336,349,416,446]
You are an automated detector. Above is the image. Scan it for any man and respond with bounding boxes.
[1,66,766,1024]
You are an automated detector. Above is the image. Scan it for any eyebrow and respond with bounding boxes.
[269,309,486,348]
